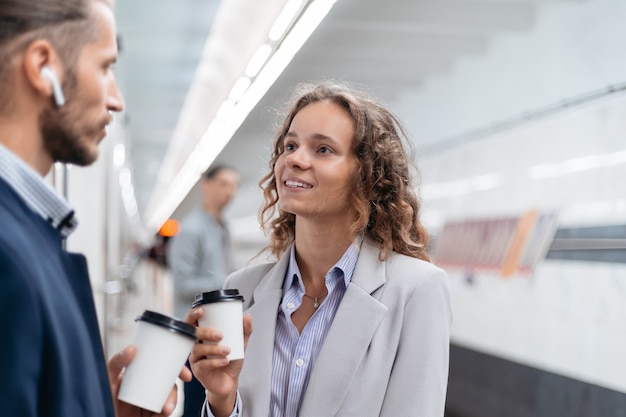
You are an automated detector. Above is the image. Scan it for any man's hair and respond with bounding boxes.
[259,81,431,262]
[0,0,102,108]
[202,164,237,181]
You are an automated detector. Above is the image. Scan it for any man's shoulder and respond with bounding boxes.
[0,176,45,224]
[170,210,204,240]
[178,208,217,231]
[0,177,22,211]
[0,183,38,237]
[0,209,45,257]
[0,179,60,266]
[0,197,46,283]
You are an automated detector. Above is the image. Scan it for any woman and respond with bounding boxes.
[188,81,451,417]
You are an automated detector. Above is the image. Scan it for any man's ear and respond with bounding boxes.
[22,39,64,105]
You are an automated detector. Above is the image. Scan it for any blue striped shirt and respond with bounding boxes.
[270,240,361,417]
[0,144,77,237]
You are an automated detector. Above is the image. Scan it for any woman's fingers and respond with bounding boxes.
[183,307,203,325]
[243,314,253,348]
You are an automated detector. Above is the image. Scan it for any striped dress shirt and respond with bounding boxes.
[0,144,77,237]
[270,240,360,417]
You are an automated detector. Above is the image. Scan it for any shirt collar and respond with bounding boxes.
[0,144,77,237]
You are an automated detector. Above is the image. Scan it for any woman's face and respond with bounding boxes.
[274,100,357,222]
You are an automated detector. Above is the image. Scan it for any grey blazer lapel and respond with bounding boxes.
[239,255,287,416]
[300,239,387,416]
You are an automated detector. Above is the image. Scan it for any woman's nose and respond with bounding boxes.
[285,148,310,169]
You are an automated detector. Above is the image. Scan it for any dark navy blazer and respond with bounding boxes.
[0,177,114,417]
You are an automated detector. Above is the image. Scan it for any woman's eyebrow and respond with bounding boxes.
[286,130,336,142]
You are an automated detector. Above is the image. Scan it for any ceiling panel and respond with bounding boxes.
[113,0,590,226]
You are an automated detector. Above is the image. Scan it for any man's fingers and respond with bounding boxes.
[159,384,179,415]
[107,346,136,384]
[178,364,192,382]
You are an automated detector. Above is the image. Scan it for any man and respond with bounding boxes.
[167,164,239,417]
[0,1,189,416]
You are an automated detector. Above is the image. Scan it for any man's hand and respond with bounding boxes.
[108,346,192,417]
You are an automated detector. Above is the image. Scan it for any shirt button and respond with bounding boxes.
[295,358,304,367]
[287,302,295,310]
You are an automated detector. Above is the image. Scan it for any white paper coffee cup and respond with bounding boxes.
[193,289,245,360]
[117,310,196,413]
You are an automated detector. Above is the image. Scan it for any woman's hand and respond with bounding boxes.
[184,308,253,417]
[108,345,192,417]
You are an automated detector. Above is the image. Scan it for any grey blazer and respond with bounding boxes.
[225,238,452,417]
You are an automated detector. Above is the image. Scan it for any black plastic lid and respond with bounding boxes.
[135,310,197,340]
[192,289,244,308]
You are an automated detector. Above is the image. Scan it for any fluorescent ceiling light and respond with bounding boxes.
[245,44,273,77]
[119,167,139,218]
[269,0,303,41]
[146,0,337,231]
[113,143,125,168]
[216,100,236,120]
[119,167,132,188]
[229,76,251,102]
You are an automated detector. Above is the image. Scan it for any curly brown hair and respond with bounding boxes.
[259,81,430,262]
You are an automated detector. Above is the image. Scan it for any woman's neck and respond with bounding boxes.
[294,218,355,286]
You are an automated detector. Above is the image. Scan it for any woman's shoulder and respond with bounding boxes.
[226,260,277,290]
[385,250,449,291]
[388,250,444,272]
[373,251,451,317]
[229,261,276,279]
[225,260,281,308]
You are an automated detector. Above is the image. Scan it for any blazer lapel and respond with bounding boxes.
[239,254,288,416]
[300,239,388,416]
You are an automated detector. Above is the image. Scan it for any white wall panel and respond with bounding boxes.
[420,95,626,393]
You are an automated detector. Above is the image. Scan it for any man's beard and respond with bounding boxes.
[38,73,99,167]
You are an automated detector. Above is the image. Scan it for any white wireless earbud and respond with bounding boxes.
[40,67,65,107]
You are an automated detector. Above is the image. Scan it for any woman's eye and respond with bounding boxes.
[285,143,295,151]
[319,146,331,154]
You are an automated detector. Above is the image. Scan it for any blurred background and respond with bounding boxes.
[56,0,626,415]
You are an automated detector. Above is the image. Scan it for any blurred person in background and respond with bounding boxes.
[167,164,239,417]
[187,81,452,417]
[0,0,189,415]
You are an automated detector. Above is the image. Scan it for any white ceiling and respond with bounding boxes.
[115,0,221,216]
[113,0,588,233]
